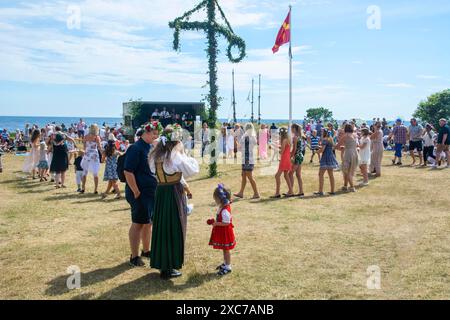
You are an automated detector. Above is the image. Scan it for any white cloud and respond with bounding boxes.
[0,1,273,87]
[384,83,415,88]
[0,1,315,91]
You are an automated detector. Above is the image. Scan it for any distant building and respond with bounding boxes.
[123,101,205,135]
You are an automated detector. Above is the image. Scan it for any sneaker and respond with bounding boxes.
[76,188,81,193]
[160,269,182,280]
[216,263,226,270]
[129,256,145,267]
[218,267,232,276]
[141,250,151,259]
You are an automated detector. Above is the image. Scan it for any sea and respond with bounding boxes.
[0,116,391,132]
[0,116,123,132]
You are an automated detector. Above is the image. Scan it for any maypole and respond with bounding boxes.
[169,0,246,177]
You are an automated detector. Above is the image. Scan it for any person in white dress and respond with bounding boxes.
[22,129,41,179]
[81,124,102,194]
[359,128,371,186]
[226,128,235,158]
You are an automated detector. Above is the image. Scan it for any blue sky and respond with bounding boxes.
[0,0,449,120]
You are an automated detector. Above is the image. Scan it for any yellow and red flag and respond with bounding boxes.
[272,11,291,54]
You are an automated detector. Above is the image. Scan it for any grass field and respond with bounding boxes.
[0,148,449,300]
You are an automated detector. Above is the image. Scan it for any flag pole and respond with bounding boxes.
[258,74,261,125]
[251,78,255,123]
[289,5,293,134]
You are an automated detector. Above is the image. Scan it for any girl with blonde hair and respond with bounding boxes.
[81,124,102,194]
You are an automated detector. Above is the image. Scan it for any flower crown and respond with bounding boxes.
[143,121,163,134]
[160,124,183,146]
[279,127,288,134]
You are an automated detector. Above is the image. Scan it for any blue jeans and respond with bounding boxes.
[394,143,403,158]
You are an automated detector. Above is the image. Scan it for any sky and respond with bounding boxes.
[0,0,449,120]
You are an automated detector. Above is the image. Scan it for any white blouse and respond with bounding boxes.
[422,131,435,147]
[217,207,231,224]
[149,150,200,186]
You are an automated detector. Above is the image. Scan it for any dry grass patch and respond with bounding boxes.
[0,150,449,300]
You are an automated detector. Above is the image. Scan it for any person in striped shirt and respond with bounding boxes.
[309,130,321,163]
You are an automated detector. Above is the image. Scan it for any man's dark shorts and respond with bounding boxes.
[126,187,154,225]
[409,140,423,152]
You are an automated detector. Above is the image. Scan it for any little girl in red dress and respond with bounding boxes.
[208,184,235,276]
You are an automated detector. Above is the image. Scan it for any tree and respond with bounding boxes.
[169,0,246,177]
[414,89,450,129]
[128,99,146,128]
[306,107,333,122]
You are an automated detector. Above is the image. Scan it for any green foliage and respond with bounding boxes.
[127,99,148,128]
[306,107,334,122]
[169,0,246,177]
[413,89,450,129]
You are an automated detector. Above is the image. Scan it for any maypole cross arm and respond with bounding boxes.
[169,0,246,63]
[168,0,246,177]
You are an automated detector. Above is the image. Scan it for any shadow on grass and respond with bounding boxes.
[110,207,130,212]
[45,263,130,297]
[43,193,99,201]
[253,184,373,204]
[45,263,217,300]
[97,271,218,300]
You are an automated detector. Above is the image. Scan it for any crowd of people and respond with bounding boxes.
[149,108,195,131]
[1,116,449,281]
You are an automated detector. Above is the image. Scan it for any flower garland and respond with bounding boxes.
[168,0,246,177]
[161,124,183,143]
[142,121,163,134]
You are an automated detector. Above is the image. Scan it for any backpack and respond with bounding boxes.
[117,153,127,183]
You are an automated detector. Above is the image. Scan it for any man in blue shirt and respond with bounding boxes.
[124,123,160,267]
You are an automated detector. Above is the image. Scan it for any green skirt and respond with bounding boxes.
[150,185,184,272]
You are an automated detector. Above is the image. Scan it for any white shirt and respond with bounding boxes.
[217,207,231,224]
[422,130,435,147]
[149,150,199,187]
[108,133,116,141]
[160,111,170,118]
[152,111,160,117]
[201,128,210,143]
[239,134,257,165]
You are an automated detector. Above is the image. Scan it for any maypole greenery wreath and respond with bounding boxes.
[169,0,246,177]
